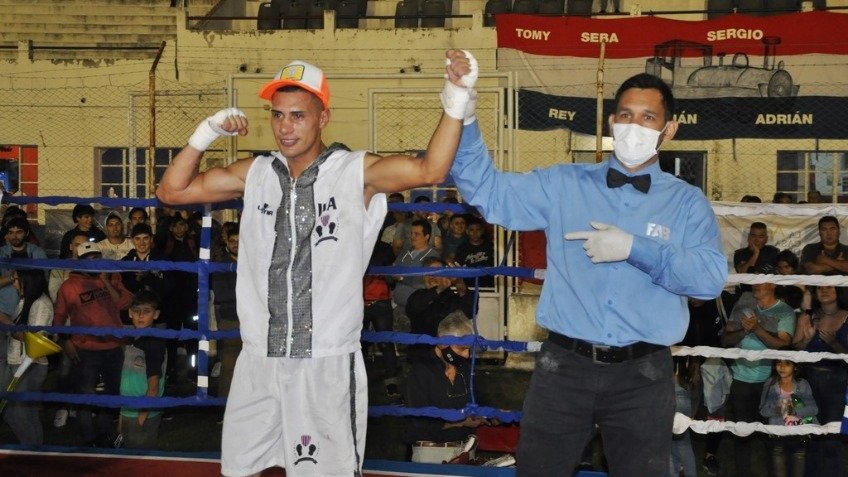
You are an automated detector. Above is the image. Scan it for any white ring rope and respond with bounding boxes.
[711,201,848,217]
[673,414,842,437]
[670,349,848,436]
[672,345,848,364]
[729,272,848,287]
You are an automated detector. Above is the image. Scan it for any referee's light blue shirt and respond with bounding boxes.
[450,121,728,347]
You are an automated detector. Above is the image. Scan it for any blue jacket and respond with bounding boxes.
[759,377,819,425]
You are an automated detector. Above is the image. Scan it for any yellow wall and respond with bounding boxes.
[3,1,848,352]
[3,3,848,200]
[0,9,500,197]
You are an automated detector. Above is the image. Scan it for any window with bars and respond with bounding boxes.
[777,151,848,203]
[98,147,178,198]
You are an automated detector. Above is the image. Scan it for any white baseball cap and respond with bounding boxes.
[77,242,101,258]
[258,60,330,109]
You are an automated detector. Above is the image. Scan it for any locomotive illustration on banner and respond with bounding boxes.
[645,36,799,98]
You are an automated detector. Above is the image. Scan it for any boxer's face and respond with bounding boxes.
[270,89,330,164]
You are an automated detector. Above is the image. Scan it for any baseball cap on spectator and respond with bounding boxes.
[77,242,101,258]
[105,210,123,223]
[258,60,330,109]
[130,223,153,237]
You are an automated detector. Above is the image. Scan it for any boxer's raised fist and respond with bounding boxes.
[188,108,248,152]
[441,50,479,124]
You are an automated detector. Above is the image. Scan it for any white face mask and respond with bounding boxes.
[612,122,665,169]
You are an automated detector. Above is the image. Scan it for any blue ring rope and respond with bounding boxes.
[0,195,533,427]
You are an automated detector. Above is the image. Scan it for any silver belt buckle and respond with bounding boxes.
[592,345,611,364]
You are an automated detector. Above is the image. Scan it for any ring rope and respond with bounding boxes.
[1,195,846,440]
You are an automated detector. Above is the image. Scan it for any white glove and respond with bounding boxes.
[188,108,246,151]
[564,221,634,263]
[441,50,479,123]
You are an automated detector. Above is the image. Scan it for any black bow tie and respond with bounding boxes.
[606,168,651,194]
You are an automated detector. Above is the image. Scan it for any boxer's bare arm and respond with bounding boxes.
[157,111,252,205]
[157,150,253,205]
[362,113,461,198]
[363,49,474,201]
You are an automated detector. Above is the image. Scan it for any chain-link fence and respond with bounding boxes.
[0,81,227,194]
[0,79,228,255]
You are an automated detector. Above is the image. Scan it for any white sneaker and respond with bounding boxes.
[459,434,478,454]
[211,362,222,378]
[482,454,516,467]
[53,409,69,428]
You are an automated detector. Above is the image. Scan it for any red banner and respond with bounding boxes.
[496,11,848,58]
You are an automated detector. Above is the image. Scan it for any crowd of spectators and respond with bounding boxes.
[360,191,501,461]
[3,188,847,470]
[0,203,241,449]
[673,195,848,477]
[0,191,500,454]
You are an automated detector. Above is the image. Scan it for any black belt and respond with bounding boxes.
[548,332,665,364]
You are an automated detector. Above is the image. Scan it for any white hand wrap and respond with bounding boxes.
[441,50,479,123]
[464,89,478,126]
[440,81,471,122]
[564,221,634,264]
[187,108,245,151]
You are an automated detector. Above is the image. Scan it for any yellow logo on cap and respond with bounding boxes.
[280,64,305,81]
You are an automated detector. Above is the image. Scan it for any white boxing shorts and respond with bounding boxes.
[221,350,367,477]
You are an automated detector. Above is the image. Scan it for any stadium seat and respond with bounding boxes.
[395,0,419,28]
[420,0,446,27]
[354,0,368,17]
[336,0,360,28]
[443,0,453,18]
[512,0,537,13]
[271,0,288,18]
[737,0,766,16]
[765,0,800,15]
[282,0,308,29]
[566,0,591,15]
[257,2,281,29]
[307,0,325,28]
[537,0,564,15]
[483,0,509,27]
[706,0,733,19]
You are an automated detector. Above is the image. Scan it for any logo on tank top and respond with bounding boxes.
[315,196,339,246]
[257,203,274,216]
[293,434,319,465]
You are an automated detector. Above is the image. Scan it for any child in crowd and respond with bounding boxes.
[119,289,167,449]
[1,269,53,445]
[759,358,818,477]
